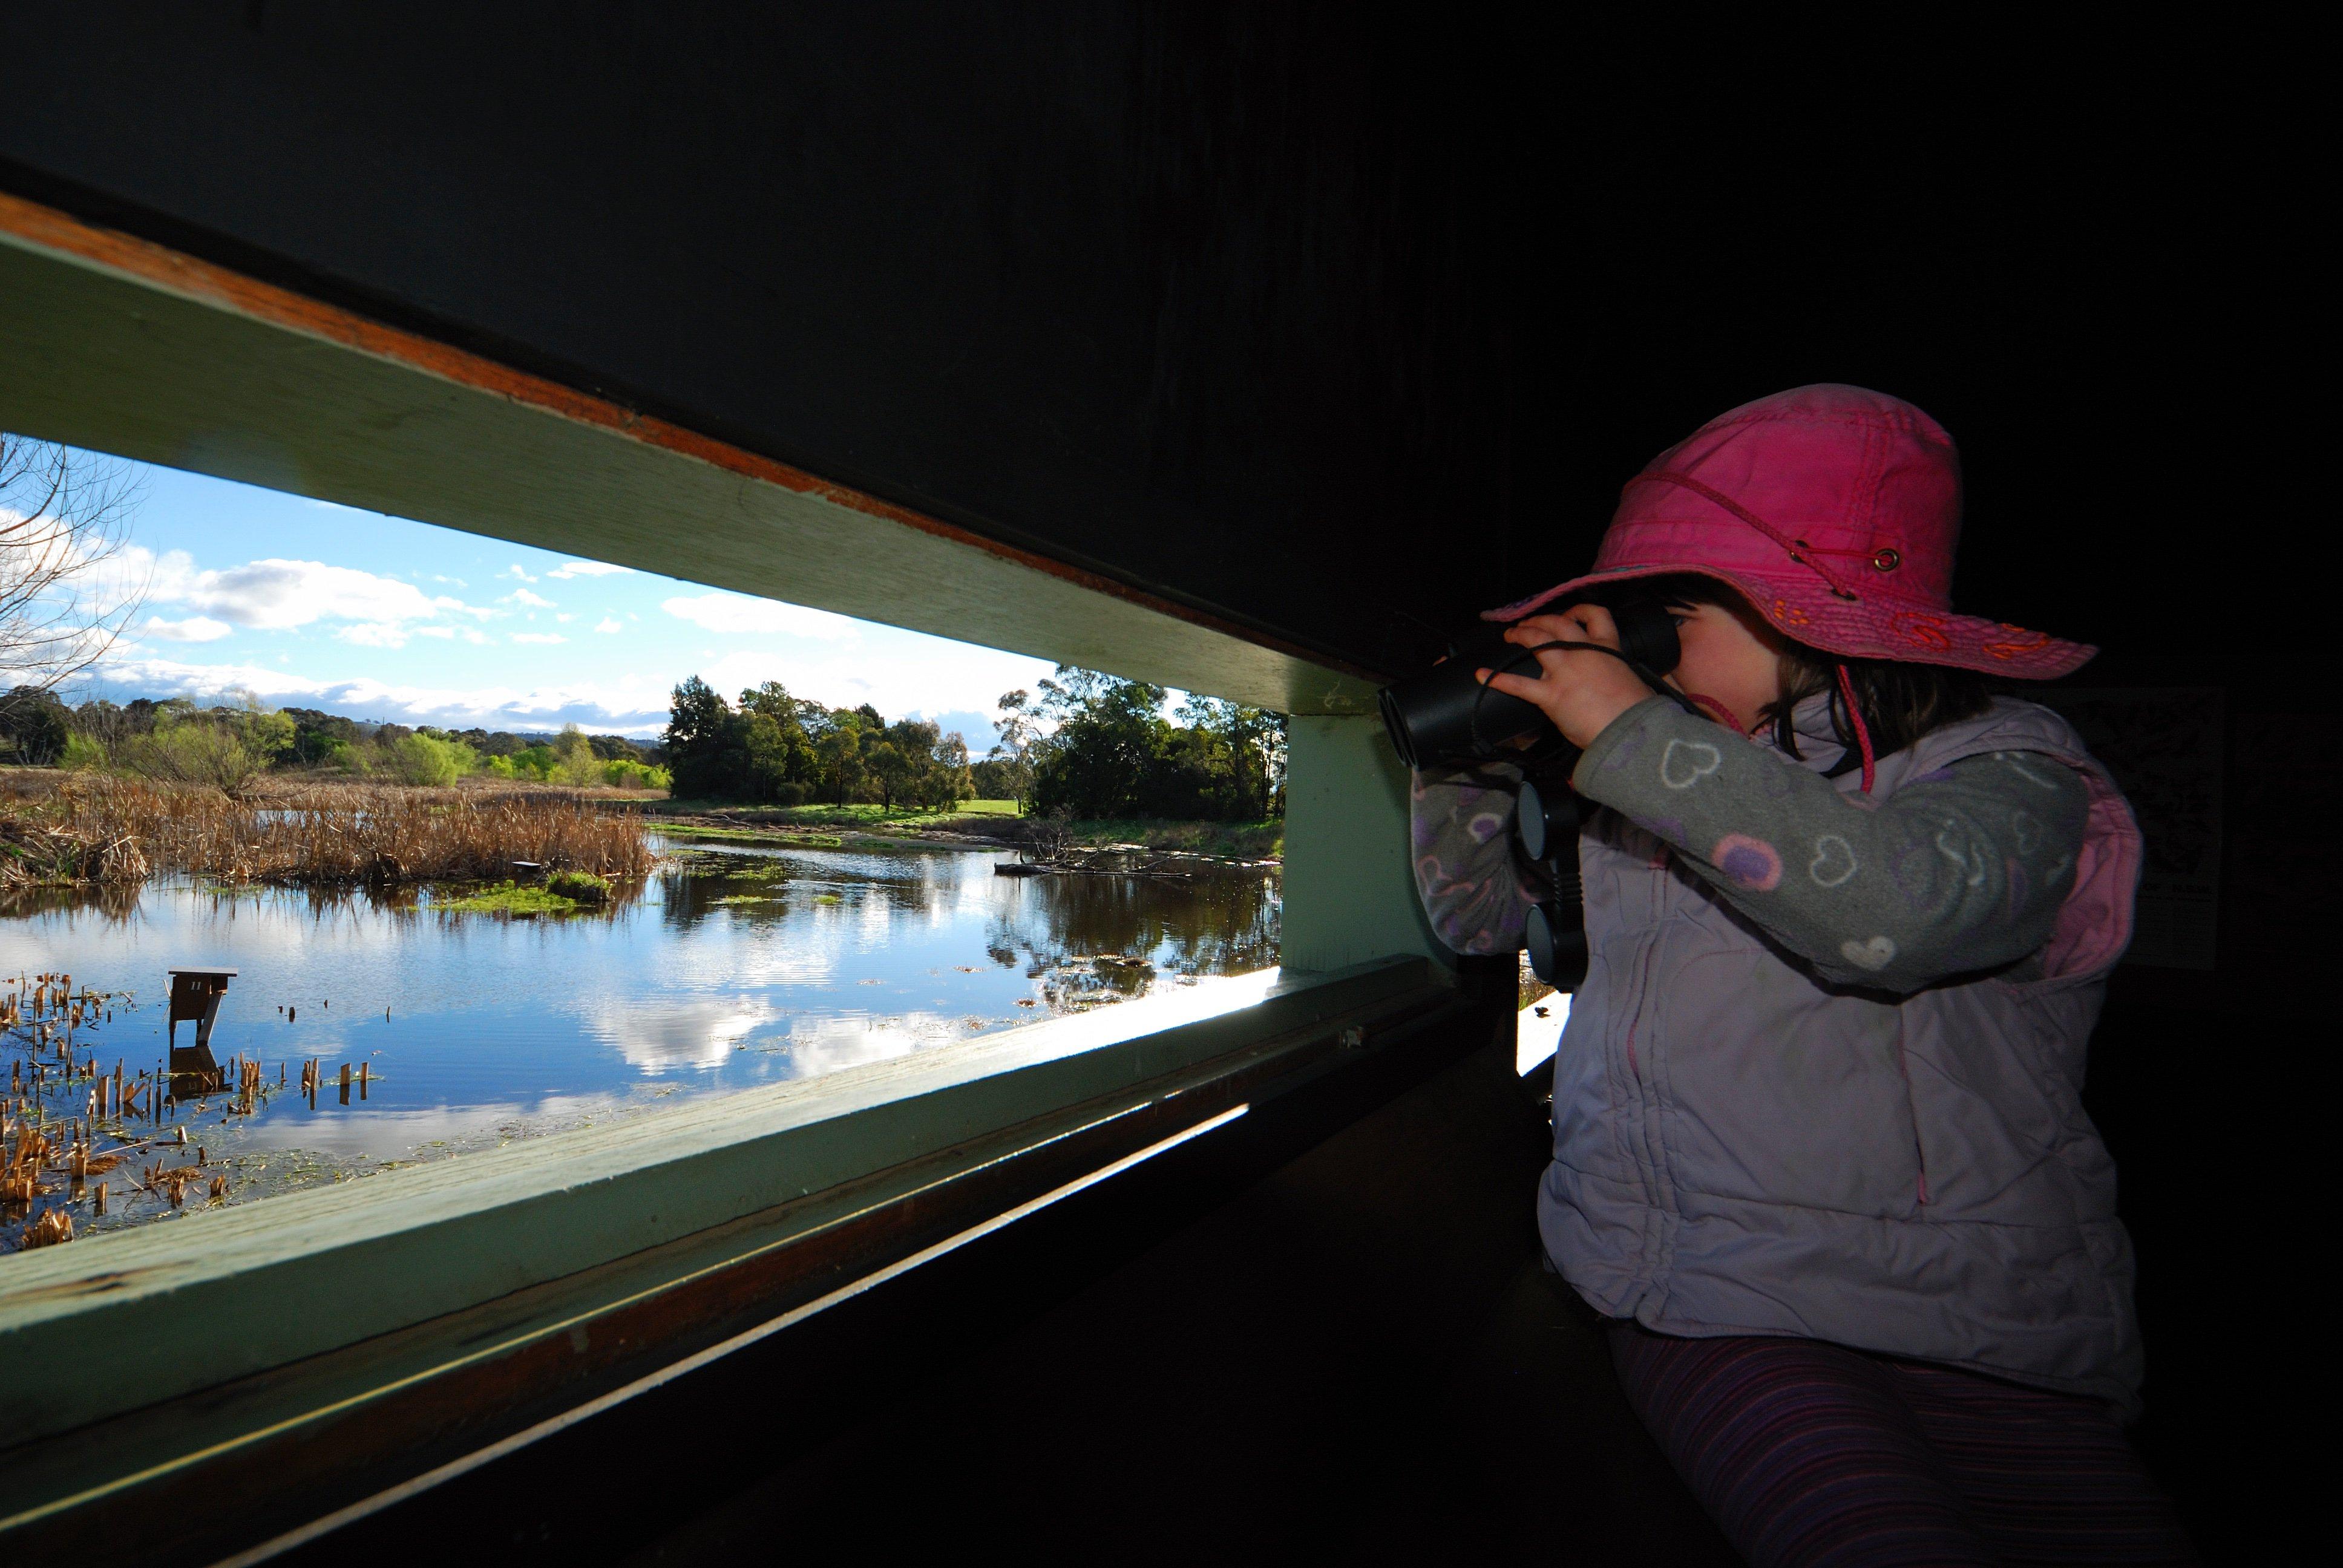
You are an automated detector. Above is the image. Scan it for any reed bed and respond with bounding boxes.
[1,776,652,887]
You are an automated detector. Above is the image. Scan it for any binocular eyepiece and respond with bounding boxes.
[1378,596,1685,990]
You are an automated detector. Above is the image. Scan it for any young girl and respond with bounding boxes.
[1413,385,2195,1564]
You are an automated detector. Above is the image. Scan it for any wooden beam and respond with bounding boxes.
[0,191,1384,713]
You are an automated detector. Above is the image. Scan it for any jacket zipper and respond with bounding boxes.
[1895,1016,1932,1207]
[1622,846,1669,1080]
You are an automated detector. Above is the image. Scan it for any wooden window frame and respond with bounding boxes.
[0,193,1457,1551]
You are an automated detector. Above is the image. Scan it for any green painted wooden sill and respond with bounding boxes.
[0,958,1440,1449]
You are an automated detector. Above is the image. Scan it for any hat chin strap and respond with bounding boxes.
[1683,691,1743,731]
[1833,663,1878,793]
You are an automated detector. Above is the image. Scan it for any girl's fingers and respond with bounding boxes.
[1476,669,1552,710]
[1506,609,1622,652]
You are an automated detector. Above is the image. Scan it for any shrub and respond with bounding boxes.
[506,745,558,782]
[385,732,477,787]
[117,720,264,792]
[600,757,673,790]
[59,732,108,771]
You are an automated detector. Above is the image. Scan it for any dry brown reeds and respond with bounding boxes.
[2,776,652,887]
[20,1207,72,1248]
[4,1126,52,1203]
[0,812,148,888]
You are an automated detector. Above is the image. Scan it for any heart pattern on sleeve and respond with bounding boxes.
[1808,834,1858,887]
[1660,739,1723,790]
[1840,935,1897,971]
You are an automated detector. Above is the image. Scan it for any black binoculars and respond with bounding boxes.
[1378,598,1684,990]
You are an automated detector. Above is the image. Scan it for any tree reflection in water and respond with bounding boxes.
[657,844,1278,1010]
[2,843,1284,1238]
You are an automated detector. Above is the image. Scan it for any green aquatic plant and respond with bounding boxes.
[436,881,596,916]
[545,869,612,904]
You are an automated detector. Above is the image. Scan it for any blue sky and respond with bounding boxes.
[60,453,1063,746]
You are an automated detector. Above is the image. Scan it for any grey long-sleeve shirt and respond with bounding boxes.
[1411,695,2091,993]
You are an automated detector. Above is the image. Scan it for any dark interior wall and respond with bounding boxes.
[0,10,2304,674]
[1,0,1518,676]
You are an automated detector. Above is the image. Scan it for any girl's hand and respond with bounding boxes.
[1477,604,1657,748]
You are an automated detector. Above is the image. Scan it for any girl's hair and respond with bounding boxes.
[1588,573,1997,758]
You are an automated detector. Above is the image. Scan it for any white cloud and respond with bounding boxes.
[413,626,457,639]
[500,588,556,610]
[139,614,235,643]
[99,546,496,636]
[555,613,575,624]
[338,622,411,648]
[499,564,539,584]
[548,560,632,580]
[660,592,862,640]
[594,617,623,634]
[510,632,567,645]
[76,653,680,735]
[429,574,468,587]
[193,558,444,628]
[461,629,491,645]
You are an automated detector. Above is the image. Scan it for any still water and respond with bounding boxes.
[1,840,1278,1242]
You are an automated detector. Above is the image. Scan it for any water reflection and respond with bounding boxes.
[1,843,1279,1243]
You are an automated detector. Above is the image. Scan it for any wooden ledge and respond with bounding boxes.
[0,962,1438,1449]
[0,960,1472,1554]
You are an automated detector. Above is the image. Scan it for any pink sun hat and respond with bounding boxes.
[1488,384,2094,679]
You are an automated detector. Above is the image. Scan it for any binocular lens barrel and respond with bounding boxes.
[1377,599,1682,771]
[1380,596,1680,995]
[1377,665,1547,770]
[1525,900,1589,990]
[1514,777,1581,864]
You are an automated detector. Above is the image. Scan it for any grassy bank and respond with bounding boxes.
[1027,817,1282,862]
[638,796,1280,863]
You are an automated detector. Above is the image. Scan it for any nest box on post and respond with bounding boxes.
[167,967,236,1080]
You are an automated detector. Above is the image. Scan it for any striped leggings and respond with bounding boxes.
[1606,1323,2198,1566]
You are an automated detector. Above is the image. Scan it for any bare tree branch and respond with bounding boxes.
[1,434,148,719]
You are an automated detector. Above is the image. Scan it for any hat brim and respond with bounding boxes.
[1486,564,2095,681]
